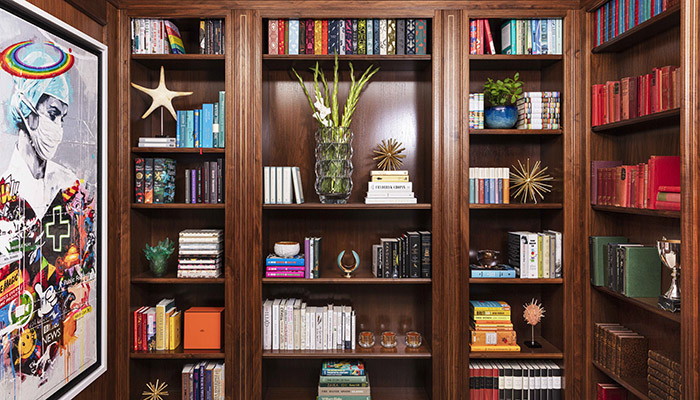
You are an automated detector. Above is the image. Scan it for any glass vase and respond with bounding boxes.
[148,257,169,277]
[315,127,353,204]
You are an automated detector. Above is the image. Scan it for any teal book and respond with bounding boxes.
[212,102,219,148]
[186,110,194,147]
[589,236,628,287]
[622,246,662,298]
[218,91,225,148]
[501,20,514,54]
[193,109,201,148]
[321,360,365,376]
[415,19,427,55]
[202,103,214,148]
[176,110,183,147]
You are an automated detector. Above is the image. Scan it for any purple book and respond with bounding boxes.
[305,19,314,54]
[191,169,197,204]
[345,19,353,54]
[591,160,622,205]
[304,238,311,279]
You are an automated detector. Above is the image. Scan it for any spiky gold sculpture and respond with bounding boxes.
[523,298,545,348]
[373,138,406,170]
[510,159,553,203]
[142,379,169,400]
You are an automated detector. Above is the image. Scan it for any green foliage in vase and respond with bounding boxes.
[143,238,175,277]
[483,72,524,106]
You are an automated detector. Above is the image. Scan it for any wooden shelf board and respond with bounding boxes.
[130,347,225,359]
[263,341,431,359]
[263,54,431,61]
[469,54,563,70]
[263,277,431,285]
[470,203,563,210]
[470,129,562,136]
[132,203,225,210]
[131,53,225,68]
[592,361,650,399]
[469,278,563,284]
[262,54,431,71]
[263,387,428,400]
[131,147,225,154]
[591,109,680,133]
[591,5,681,53]
[264,203,431,210]
[131,271,224,284]
[593,286,681,324]
[591,205,680,219]
[470,337,563,359]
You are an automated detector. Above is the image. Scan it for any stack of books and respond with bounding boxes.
[468,19,496,54]
[265,254,305,278]
[185,159,224,204]
[178,229,223,279]
[131,19,184,54]
[175,93,226,148]
[263,166,304,204]
[318,360,369,400]
[589,237,663,298]
[517,92,561,130]
[469,300,520,352]
[372,231,432,278]
[468,167,510,204]
[134,158,176,204]
[507,230,563,279]
[594,323,648,381]
[648,350,682,400]
[365,171,417,204]
[468,93,484,129]
[181,362,225,400]
[138,136,176,148]
[199,19,225,55]
[303,237,322,279]
[132,298,181,352]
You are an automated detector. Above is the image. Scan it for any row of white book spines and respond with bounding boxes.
[263,166,305,204]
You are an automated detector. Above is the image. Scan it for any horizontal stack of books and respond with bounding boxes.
[648,350,682,400]
[470,301,520,352]
[372,231,431,278]
[468,167,510,204]
[175,93,226,148]
[501,19,563,55]
[508,230,563,279]
[134,158,175,204]
[131,19,184,54]
[593,0,679,47]
[591,66,680,126]
[181,362,225,400]
[265,254,305,278]
[468,93,484,129]
[365,171,417,204]
[268,18,428,55]
[594,323,648,381]
[469,361,563,398]
[137,136,176,148]
[262,300,356,351]
[132,298,181,352]
[178,229,223,279]
[185,159,224,204]
[591,156,680,210]
[517,92,560,130]
[318,360,369,400]
[469,264,517,278]
[263,166,304,204]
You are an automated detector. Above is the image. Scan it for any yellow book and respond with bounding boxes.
[471,315,512,321]
[314,20,322,55]
[537,234,543,278]
[164,308,175,350]
[169,310,182,350]
[470,344,521,352]
[155,298,174,351]
[371,176,409,182]
[471,310,511,316]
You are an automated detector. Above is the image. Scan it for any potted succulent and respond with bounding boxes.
[483,73,523,129]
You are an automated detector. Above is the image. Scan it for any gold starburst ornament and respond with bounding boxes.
[373,138,406,171]
[510,159,553,203]
[142,379,169,400]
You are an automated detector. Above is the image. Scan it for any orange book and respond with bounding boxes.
[184,307,223,350]
[314,20,322,55]
[321,19,328,55]
[470,330,517,346]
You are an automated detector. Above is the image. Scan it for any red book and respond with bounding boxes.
[672,66,680,109]
[603,83,610,124]
[613,81,621,122]
[614,166,626,207]
[644,73,652,115]
[592,161,622,204]
[305,19,314,54]
[476,19,484,55]
[657,200,681,211]
[651,70,659,114]
[597,383,628,399]
[133,307,144,351]
[658,185,681,192]
[629,166,637,207]
[647,155,681,209]
[278,19,286,54]
[321,19,328,55]
[657,192,681,202]
[637,75,644,117]
[620,77,630,120]
[592,85,599,126]
[637,163,646,208]
[469,20,477,54]
[478,177,485,204]
[484,20,496,55]
[628,76,638,119]
[660,66,674,111]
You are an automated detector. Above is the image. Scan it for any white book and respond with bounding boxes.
[365,191,415,198]
[344,306,351,349]
[293,299,301,350]
[263,166,271,204]
[308,238,315,280]
[351,310,356,349]
[278,299,287,350]
[282,166,293,204]
[326,305,333,350]
[137,143,176,148]
[263,299,272,350]
[379,19,388,55]
[334,307,342,349]
[512,363,523,395]
[544,230,562,278]
[365,197,418,204]
[271,299,280,350]
[368,182,412,191]
[308,306,316,350]
[541,233,550,278]
[291,166,304,204]
[139,137,176,142]
[519,361,529,393]
[300,302,306,350]
[286,299,295,350]
[527,232,538,278]
[315,308,324,350]
[338,20,345,55]
[370,170,408,176]
[275,167,283,204]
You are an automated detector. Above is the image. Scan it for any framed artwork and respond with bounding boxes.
[0,0,107,399]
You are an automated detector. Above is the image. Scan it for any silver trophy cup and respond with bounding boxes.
[657,238,681,312]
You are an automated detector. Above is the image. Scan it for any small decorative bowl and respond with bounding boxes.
[380,331,397,348]
[405,331,423,348]
[274,241,300,257]
[358,331,375,348]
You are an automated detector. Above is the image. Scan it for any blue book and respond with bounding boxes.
[469,178,475,203]
[329,19,338,54]
[218,91,225,148]
[489,176,496,204]
[373,19,380,55]
[199,363,205,400]
[205,365,213,400]
[366,19,373,55]
[202,103,213,148]
[193,109,200,148]
[266,254,305,266]
[497,177,503,204]
[484,177,490,204]
[289,19,299,54]
[186,110,194,147]
[176,110,183,147]
[213,103,219,148]
[532,20,541,55]
[470,266,516,278]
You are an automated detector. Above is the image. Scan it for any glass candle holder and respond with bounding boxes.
[405,331,423,348]
[358,331,375,348]
[380,331,397,348]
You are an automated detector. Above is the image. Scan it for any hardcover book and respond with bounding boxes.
[416,19,427,54]
[314,20,322,54]
[306,19,315,54]
[373,19,381,54]
[322,19,328,55]
[379,19,388,55]
[396,19,406,54]
[328,19,338,54]
[357,19,366,55]
[288,19,299,54]
[278,19,286,54]
[134,157,145,203]
[345,19,353,54]
[406,19,416,54]
[387,19,396,54]
[366,19,373,55]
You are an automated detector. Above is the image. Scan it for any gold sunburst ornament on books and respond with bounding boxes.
[142,379,169,400]
[373,138,406,170]
[523,298,545,348]
[510,159,554,203]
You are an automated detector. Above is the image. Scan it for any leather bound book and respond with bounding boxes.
[648,362,682,389]
[596,383,628,399]
[305,19,314,54]
[268,20,279,55]
[648,374,682,398]
[321,19,328,55]
[649,350,682,373]
[595,323,621,363]
[622,246,662,298]
[357,19,366,55]
[616,334,648,379]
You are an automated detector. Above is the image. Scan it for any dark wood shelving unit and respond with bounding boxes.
[130,348,226,360]
[469,54,563,70]
[262,342,431,359]
[592,361,650,399]
[262,54,431,71]
[263,387,429,400]
[469,129,562,136]
[469,278,563,284]
[591,108,680,133]
[469,203,563,210]
[131,203,225,210]
[469,337,563,359]
[131,53,225,68]
[263,203,431,210]
[591,5,681,53]
[132,271,225,284]
[131,147,226,154]
[263,277,431,284]
[593,286,681,324]
[591,204,680,219]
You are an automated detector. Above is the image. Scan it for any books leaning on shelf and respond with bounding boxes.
[590,156,680,210]
[469,361,563,398]
[132,298,181,352]
[501,19,563,55]
[175,93,226,148]
[468,93,484,129]
[469,19,496,55]
[318,360,369,400]
[589,239,661,297]
[181,362,225,400]
[365,170,417,204]
[131,18,184,54]
[263,166,305,204]
[199,19,225,55]
[134,158,175,204]
[648,350,682,400]
[591,66,680,126]
[138,136,176,148]
[593,0,679,47]
[468,167,510,204]
[178,229,223,279]
[267,18,428,55]
[184,159,224,204]
[469,300,520,352]
[262,300,356,352]
[597,383,628,400]
[594,323,648,382]
[507,230,563,278]
[517,92,561,130]
[372,231,431,278]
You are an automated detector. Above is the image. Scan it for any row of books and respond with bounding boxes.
[372,231,432,279]
[593,0,679,47]
[594,323,648,382]
[184,159,224,204]
[267,18,428,55]
[198,19,226,55]
[263,166,305,204]
[517,92,561,130]
[318,360,369,400]
[468,167,510,204]
[508,231,563,279]
[501,19,563,55]
[134,158,175,204]
[590,156,680,210]
[468,361,564,399]
[178,229,222,279]
[648,349,682,400]
[132,298,181,351]
[589,237,661,297]
[469,300,519,353]
[262,299,356,351]
[174,94,226,148]
[131,19,184,54]
[365,170,417,204]
[591,66,680,126]
[181,362,225,400]
[468,93,485,129]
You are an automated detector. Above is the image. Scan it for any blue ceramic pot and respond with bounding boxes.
[484,105,518,129]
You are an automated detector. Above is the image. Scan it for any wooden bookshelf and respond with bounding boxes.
[469,203,563,210]
[130,348,226,360]
[263,277,431,285]
[469,54,563,70]
[131,203,225,210]
[469,129,563,135]
[591,108,680,133]
[263,203,432,210]
[469,278,563,284]
[263,387,429,400]
[469,337,563,359]
[592,361,650,399]
[132,271,225,284]
[594,286,681,324]
[131,147,226,154]
[591,4,681,53]
[591,204,681,219]
[262,341,432,359]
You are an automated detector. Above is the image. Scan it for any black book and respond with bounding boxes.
[504,362,513,400]
[533,363,541,400]
[210,160,217,204]
[381,238,395,279]
[391,239,399,278]
[217,158,223,203]
[407,231,420,278]
[396,19,406,54]
[523,362,535,400]
[372,19,380,55]
[400,234,406,278]
[299,20,306,54]
[498,361,506,400]
[419,231,432,278]
[549,361,562,400]
[469,362,476,394]
[203,161,210,203]
[185,168,191,204]
[513,363,522,400]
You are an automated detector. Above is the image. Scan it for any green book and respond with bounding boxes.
[218,91,225,148]
[589,236,628,287]
[621,246,662,298]
[387,19,396,55]
[318,375,368,384]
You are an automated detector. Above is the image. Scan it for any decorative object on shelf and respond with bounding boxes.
[405,331,422,348]
[373,138,406,170]
[143,238,175,277]
[274,241,300,258]
[657,237,681,312]
[142,379,169,400]
[131,66,192,120]
[523,298,545,348]
[337,249,360,278]
[292,54,379,203]
[380,331,397,348]
[483,72,523,128]
[477,249,500,267]
[358,331,375,348]
[510,159,553,203]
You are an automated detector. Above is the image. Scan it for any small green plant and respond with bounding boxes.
[483,73,524,106]
[143,238,175,277]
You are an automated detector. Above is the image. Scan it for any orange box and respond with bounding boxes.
[184,307,223,350]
